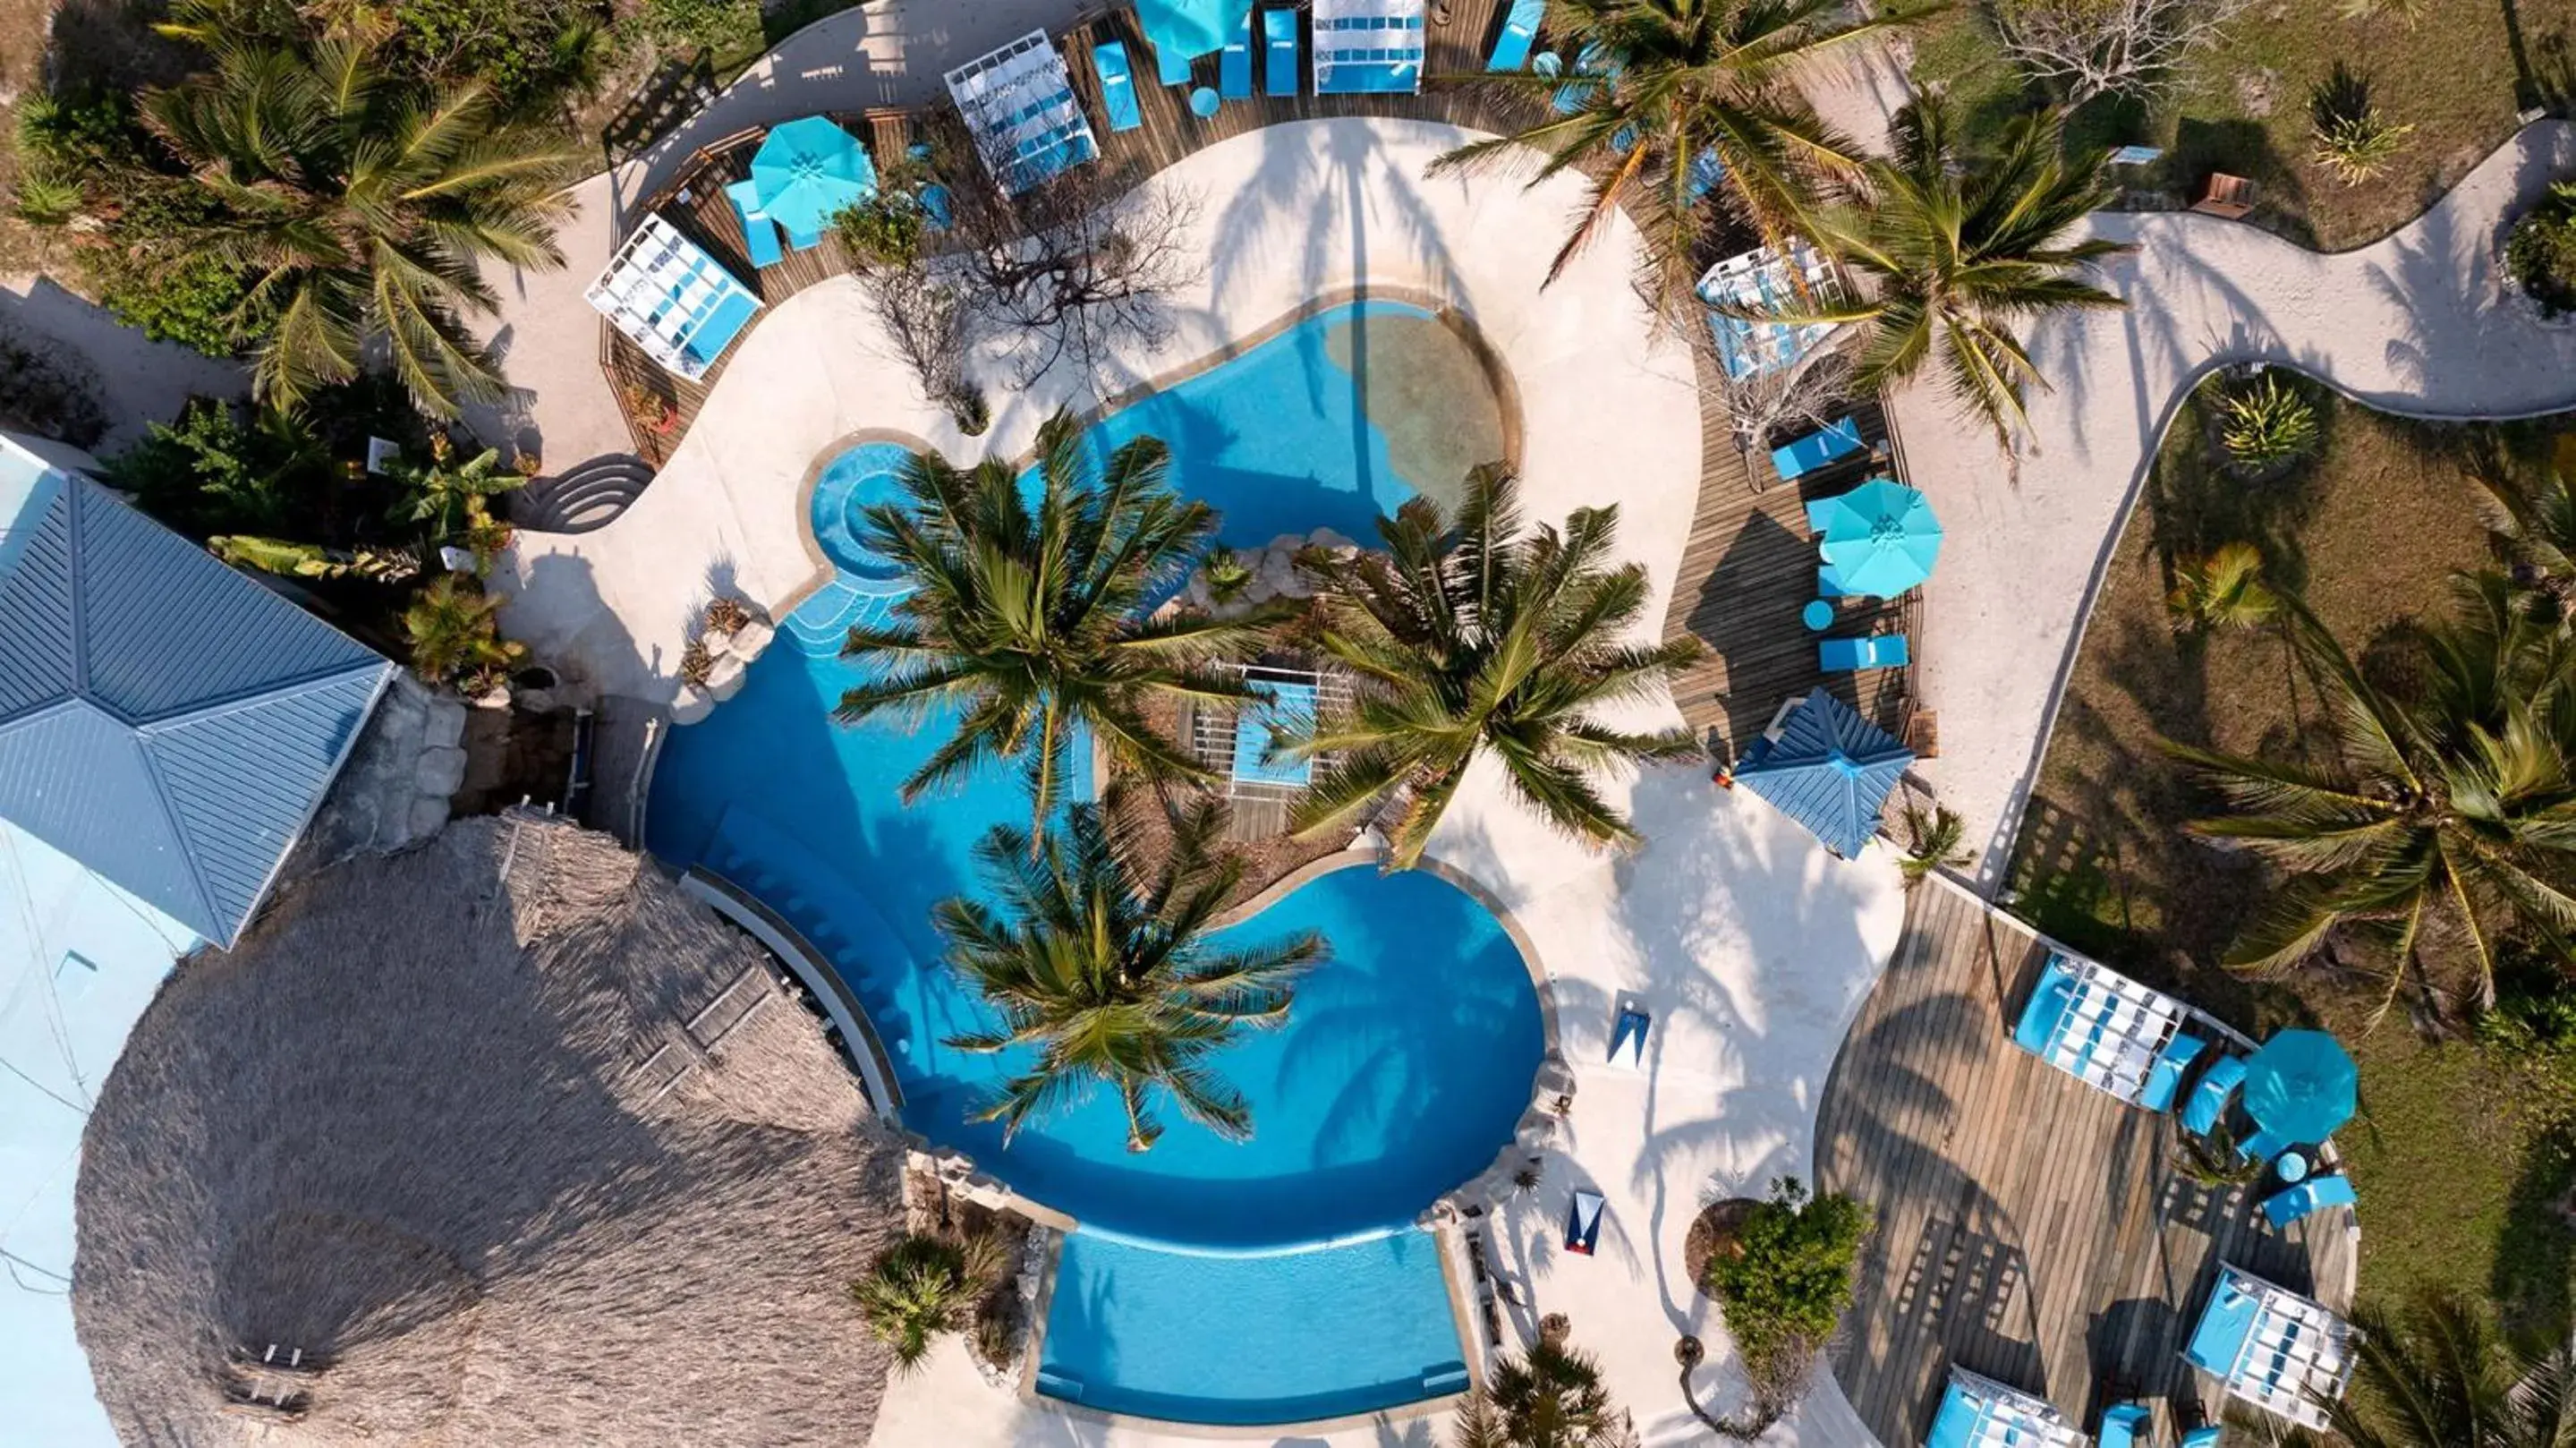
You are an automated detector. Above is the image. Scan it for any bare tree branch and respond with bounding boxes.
[1992,0,2254,104]
[859,264,974,422]
[1714,338,1858,477]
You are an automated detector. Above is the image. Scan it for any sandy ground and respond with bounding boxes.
[1892,119,2576,882]
[0,273,246,452]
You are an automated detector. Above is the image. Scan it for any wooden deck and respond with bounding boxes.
[599,0,1922,749]
[1815,882,2358,1445]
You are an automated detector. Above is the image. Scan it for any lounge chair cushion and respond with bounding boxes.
[1095,41,1144,132]
[1220,10,1254,97]
[2181,1054,2246,1136]
[2260,1171,2357,1229]
[1263,10,1298,96]
[2012,957,2079,1057]
[1773,416,1866,482]
[1818,634,1907,672]
[2138,1031,2208,1114]
[2097,1403,2151,1448]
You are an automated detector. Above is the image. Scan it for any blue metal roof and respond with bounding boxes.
[1730,687,1913,858]
[0,463,391,945]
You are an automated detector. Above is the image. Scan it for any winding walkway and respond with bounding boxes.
[1898,120,2576,880]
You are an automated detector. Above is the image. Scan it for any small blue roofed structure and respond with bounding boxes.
[945,30,1101,194]
[2011,950,2207,1112]
[585,214,762,380]
[1924,1367,2083,1448]
[1725,687,1912,859]
[1697,243,1842,381]
[0,440,393,947]
[2185,1264,2357,1430]
[1313,0,1425,93]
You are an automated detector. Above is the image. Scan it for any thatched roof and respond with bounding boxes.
[72,813,908,1446]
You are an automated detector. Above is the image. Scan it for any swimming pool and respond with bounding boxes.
[649,296,1532,1423]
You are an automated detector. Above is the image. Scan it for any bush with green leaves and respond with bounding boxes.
[2508,181,2576,318]
[831,188,931,271]
[2308,64,2413,187]
[104,398,326,539]
[2164,541,2282,634]
[851,1232,1007,1372]
[1702,1178,1871,1386]
[389,0,613,112]
[634,0,763,55]
[2216,374,2319,470]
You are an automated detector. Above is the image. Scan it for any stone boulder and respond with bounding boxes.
[704,652,748,702]
[725,618,776,662]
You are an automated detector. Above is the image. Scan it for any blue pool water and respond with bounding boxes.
[648,297,1532,1424]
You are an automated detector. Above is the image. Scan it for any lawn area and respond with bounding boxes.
[1908,0,2576,251]
[2002,379,2576,1336]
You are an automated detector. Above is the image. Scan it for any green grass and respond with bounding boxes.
[2003,386,2576,1333]
[1905,0,2576,250]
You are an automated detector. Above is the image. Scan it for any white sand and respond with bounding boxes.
[1892,119,2576,881]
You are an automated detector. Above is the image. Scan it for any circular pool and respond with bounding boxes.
[808,440,915,591]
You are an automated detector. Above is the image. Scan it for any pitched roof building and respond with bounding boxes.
[0,439,393,945]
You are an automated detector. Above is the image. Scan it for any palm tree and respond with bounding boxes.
[1895,804,1971,887]
[1429,0,1908,310]
[2165,541,2282,634]
[141,20,582,416]
[1753,98,2129,451]
[2469,455,2576,617]
[934,791,1325,1151]
[1280,465,1703,870]
[837,412,1288,832]
[2163,576,2576,1018]
[1453,1339,1628,1448]
[850,1232,1007,1373]
[403,573,524,691]
[2326,1288,2576,1446]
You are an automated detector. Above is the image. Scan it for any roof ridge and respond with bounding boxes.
[130,657,398,736]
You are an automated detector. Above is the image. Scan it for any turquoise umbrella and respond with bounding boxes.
[1137,0,1248,59]
[1815,478,1943,598]
[751,116,877,241]
[2241,1029,2358,1144]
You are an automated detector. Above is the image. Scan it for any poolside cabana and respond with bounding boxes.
[945,30,1101,193]
[1924,1367,2085,1448]
[71,814,907,1443]
[2011,950,2207,1112]
[1314,0,1426,93]
[584,214,762,381]
[1722,686,1913,858]
[2183,1264,2359,1430]
[1697,243,1842,381]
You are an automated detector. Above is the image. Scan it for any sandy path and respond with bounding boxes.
[1894,120,2576,882]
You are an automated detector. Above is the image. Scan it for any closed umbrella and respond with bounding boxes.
[751,116,877,242]
[2241,1028,2358,1144]
[1815,478,1943,598]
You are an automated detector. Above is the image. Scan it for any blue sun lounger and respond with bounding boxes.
[2260,1171,2357,1229]
[2181,1054,2248,1136]
[1221,9,1254,97]
[2181,1428,2224,1448]
[1093,41,1144,132]
[1608,1004,1650,1068]
[1819,634,1907,672]
[724,180,784,269]
[1154,34,1194,85]
[2097,1402,2152,1448]
[1773,416,1865,482]
[1264,10,1299,96]
[1487,0,1544,70]
[1564,1189,1605,1255]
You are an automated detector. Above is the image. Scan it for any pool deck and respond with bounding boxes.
[1815,878,2358,1446]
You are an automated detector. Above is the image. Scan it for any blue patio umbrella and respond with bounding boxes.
[1138,0,1250,59]
[751,116,877,240]
[1815,478,1943,598]
[1728,686,1914,858]
[2241,1028,2358,1144]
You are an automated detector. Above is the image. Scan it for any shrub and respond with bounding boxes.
[2165,541,2281,633]
[1702,1178,1870,1385]
[851,1232,1007,1372]
[633,0,762,55]
[2308,64,2413,187]
[403,574,526,693]
[831,191,930,271]
[92,248,251,357]
[103,398,324,538]
[2507,182,2576,318]
[947,382,991,436]
[2216,374,2319,470]
[389,0,611,110]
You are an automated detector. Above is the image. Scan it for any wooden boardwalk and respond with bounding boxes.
[1815,882,2357,1445]
[599,0,1921,749]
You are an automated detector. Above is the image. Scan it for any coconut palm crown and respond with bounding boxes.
[141,16,583,416]
[1279,465,1703,869]
[2326,1288,2576,1447]
[1453,1339,1628,1448]
[1753,97,2130,451]
[1430,0,1909,311]
[837,411,1290,832]
[850,1232,1007,1373]
[934,792,1325,1151]
[2163,576,2576,1018]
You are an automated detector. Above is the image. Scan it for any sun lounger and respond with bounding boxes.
[2139,1031,2208,1113]
[1264,10,1299,96]
[1607,1001,1650,1069]
[2260,1172,2357,1229]
[2181,1054,2247,1136]
[1154,33,1194,85]
[1487,0,1544,70]
[1773,417,1865,482]
[1093,40,1145,132]
[1819,634,1907,672]
[781,214,825,251]
[2237,1124,2294,1164]
[2180,1427,2224,1448]
[1564,1189,1605,1255]
[1815,564,1855,599]
[1221,9,1254,97]
[2096,1402,2151,1448]
[724,181,784,269]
